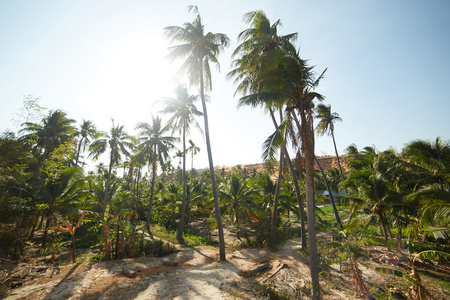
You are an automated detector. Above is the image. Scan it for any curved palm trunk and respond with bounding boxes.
[314,156,342,228]
[331,132,345,180]
[199,60,226,260]
[145,151,157,238]
[269,108,307,248]
[177,125,187,242]
[269,147,283,247]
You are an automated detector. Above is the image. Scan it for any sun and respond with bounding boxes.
[78,34,180,131]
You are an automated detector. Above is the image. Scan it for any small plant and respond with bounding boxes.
[54,211,89,263]
[256,283,290,300]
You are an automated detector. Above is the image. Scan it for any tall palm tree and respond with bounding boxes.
[89,120,135,225]
[229,10,308,249]
[238,45,325,298]
[136,116,176,236]
[20,110,76,164]
[160,85,203,242]
[315,104,345,180]
[74,119,97,166]
[164,5,230,260]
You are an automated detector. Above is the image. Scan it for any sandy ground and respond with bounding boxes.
[2,229,449,299]
[0,236,360,300]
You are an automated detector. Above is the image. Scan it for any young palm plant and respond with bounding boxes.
[89,121,135,233]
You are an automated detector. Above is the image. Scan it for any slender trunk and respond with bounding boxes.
[115,223,120,259]
[314,156,342,228]
[41,216,51,249]
[289,111,315,248]
[397,222,403,249]
[28,214,39,240]
[75,136,84,166]
[177,125,187,242]
[388,222,394,239]
[379,212,389,241]
[146,152,157,238]
[71,232,76,263]
[37,213,45,230]
[300,109,321,299]
[269,108,307,248]
[269,147,283,247]
[136,166,141,198]
[102,154,114,224]
[199,60,226,260]
[331,132,345,180]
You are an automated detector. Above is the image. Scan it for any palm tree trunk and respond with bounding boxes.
[300,109,321,299]
[199,59,226,261]
[269,147,283,247]
[146,152,157,238]
[102,155,114,225]
[379,212,389,241]
[331,132,345,180]
[269,108,307,248]
[314,156,342,228]
[75,136,84,166]
[177,125,187,242]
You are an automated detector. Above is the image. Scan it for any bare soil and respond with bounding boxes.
[1,227,449,299]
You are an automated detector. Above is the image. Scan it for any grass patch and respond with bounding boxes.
[183,231,218,247]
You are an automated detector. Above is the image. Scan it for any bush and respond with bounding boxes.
[140,238,176,257]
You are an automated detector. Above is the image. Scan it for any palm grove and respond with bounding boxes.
[1,8,449,299]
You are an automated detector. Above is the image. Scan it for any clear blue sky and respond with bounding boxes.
[1,0,449,169]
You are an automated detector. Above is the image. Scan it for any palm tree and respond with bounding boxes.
[136,115,176,236]
[238,45,325,298]
[218,172,255,240]
[89,120,135,226]
[187,139,200,172]
[164,5,230,260]
[402,138,450,239]
[342,147,404,241]
[20,109,76,164]
[402,137,450,185]
[160,85,203,242]
[229,10,307,249]
[74,119,97,166]
[315,104,345,180]
[39,167,86,249]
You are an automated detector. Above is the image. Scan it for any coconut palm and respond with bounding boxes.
[402,137,450,185]
[229,10,307,249]
[315,104,345,179]
[136,116,176,236]
[160,85,203,242]
[402,138,450,238]
[164,5,230,260]
[220,172,258,239]
[187,139,200,172]
[74,119,97,166]
[89,121,135,225]
[342,147,405,241]
[238,46,325,299]
[20,110,76,164]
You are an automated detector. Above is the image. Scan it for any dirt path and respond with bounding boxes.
[3,235,449,299]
